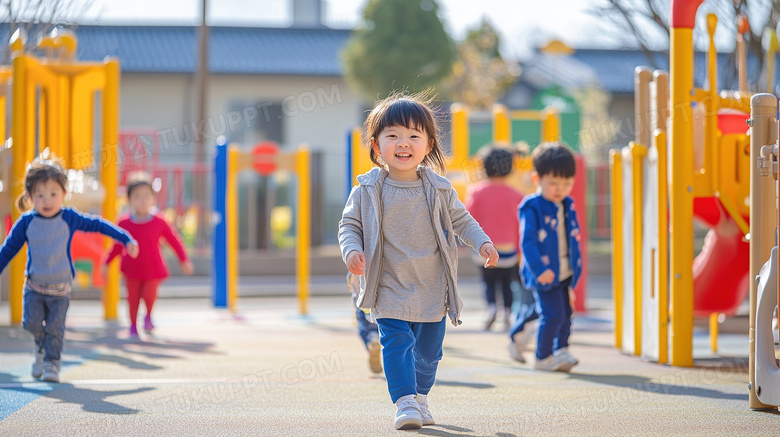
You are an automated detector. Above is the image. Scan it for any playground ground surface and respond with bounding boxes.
[1,274,779,436]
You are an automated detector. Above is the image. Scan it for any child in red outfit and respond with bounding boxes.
[465,147,525,331]
[102,172,193,337]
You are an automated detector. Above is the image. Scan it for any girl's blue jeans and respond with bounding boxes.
[533,277,573,360]
[22,289,70,363]
[376,317,446,403]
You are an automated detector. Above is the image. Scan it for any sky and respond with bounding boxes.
[75,0,620,60]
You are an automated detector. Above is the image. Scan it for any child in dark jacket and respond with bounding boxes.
[517,142,582,372]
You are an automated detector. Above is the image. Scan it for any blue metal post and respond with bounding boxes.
[212,139,228,308]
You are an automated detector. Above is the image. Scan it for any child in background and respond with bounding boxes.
[102,172,193,338]
[339,92,498,430]
[518,142,582,372]
[0,156,138,382]
[347,272,382,374]
[465,146,524,331]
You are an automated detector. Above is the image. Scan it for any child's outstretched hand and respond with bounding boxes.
[479,242,499,268]
[346,250,366,275]
[537,269,555,285]
[181,260,194,275]
[126,242,140,258]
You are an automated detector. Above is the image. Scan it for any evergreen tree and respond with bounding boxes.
[342,0,455,102]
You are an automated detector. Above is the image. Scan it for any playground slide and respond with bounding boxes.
[71,231,107,287]
[691,197,749,318]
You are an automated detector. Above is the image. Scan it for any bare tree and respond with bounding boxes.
[589,0,780,89]
[1,0,96,63]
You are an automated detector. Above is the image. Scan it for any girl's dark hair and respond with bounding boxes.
[363,91,447,176]
[481,146,515,178]
[531,142,576,178]
[125,171,155,198]
[18,156,68,211]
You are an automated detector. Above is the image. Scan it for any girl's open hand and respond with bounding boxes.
[346,250,366,275]
[126,242,140,258]
[479,242,499,268]
[181,260,194,275]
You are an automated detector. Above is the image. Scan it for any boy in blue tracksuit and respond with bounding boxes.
[517,142,582,372]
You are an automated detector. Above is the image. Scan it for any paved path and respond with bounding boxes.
[0,276,778,436]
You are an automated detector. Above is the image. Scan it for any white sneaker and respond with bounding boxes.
[394,395,423,430]
[514,320,538,351]
[507,340,526,363]
[31,349,44,379]
[42,361,60,383]
[554,347,579,372]
[534,354,568,372]
[414,394,435,426]
[368,337,383,374]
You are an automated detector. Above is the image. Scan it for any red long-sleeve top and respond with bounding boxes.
[104,214,189,280]
[465,181,525,253]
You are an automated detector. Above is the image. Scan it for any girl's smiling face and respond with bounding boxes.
[372,124,431,181]
[31,179,66,217]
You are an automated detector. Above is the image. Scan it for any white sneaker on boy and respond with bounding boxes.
[394,395,423,430]
[508,320,537,363]
[507,339,526,363]
[415,394,435,426]
[533,354,568,372]
[554,347,579,371]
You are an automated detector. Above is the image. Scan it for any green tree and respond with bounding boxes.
[341,0,455,102]
[444,17,520,110]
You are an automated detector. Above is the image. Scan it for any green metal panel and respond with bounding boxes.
[530,86,581,151]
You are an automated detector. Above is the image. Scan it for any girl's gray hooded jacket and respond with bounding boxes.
[338,166,491,326]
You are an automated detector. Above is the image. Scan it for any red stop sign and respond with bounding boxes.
[252,141,279,175]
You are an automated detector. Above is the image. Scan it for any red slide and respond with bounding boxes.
[691,197,749,318]
[70,231,107,287]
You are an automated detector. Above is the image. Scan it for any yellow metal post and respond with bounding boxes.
[351,128,371,183]
[709,313,718,353]
[227,147,239,313]
[450,103,469,170]
[669,18,696,368]
[631,142,646,356]
[296,147,310,315]
[492,104,510,144]
[9,55,29,325]
[652,63,670,366]
[101,59,120,320]
[0,68,11,140]
[610,150,623,349]
[541,108,559,143]
[703,14,718,195]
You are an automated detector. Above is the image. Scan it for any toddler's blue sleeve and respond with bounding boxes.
[0,216,30,274]
[64,209,133,245]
